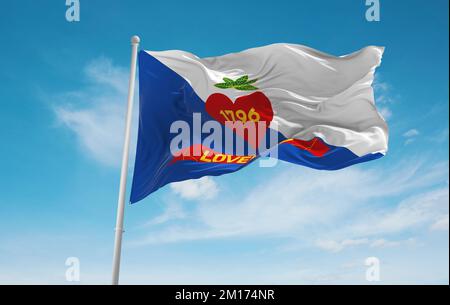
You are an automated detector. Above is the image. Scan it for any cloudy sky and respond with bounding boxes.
[0,0,448,284]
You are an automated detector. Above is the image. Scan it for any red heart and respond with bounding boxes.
[205,92,274,149]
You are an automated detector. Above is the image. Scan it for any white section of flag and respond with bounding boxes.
[146,44,388,157]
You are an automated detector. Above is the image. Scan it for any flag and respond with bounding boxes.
[130,44,388,203]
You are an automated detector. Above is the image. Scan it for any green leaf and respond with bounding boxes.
[245,78,258,85]
[234,84,258,91]
[214,83,233,89]
[214,75,258,90]
[223,77,234,84]
[234,75,249,85]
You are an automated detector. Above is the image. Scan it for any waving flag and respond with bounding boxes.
[130,44,388,203]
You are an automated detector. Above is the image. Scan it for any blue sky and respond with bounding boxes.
[0,0,448,284]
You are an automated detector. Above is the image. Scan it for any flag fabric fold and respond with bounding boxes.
[130,44,388,203]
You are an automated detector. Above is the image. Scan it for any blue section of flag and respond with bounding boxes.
[277,142,384,170]
[130,52,247,203]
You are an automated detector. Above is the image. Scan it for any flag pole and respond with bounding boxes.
[111,35,140,285]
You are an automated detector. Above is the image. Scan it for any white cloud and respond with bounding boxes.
[404,138,416,145]
[84,58,129,96]
[315,238,369,253]
[373,74,396,121]
[370,238,416,249]
[403,129,420,138]
[170,177,218,200]
[379,107,392,120]
[143,201,186,226]
[314,237,417,253]
[54,58,136,167]
[131,159,449,249]
[374,75,396,104]
[348,187,448,235]
[403,129,420,145]
[430,214,449,231]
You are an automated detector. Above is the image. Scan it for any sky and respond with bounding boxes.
[0,0,448,284]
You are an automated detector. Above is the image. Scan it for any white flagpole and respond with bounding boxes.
[111,35,140,285]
